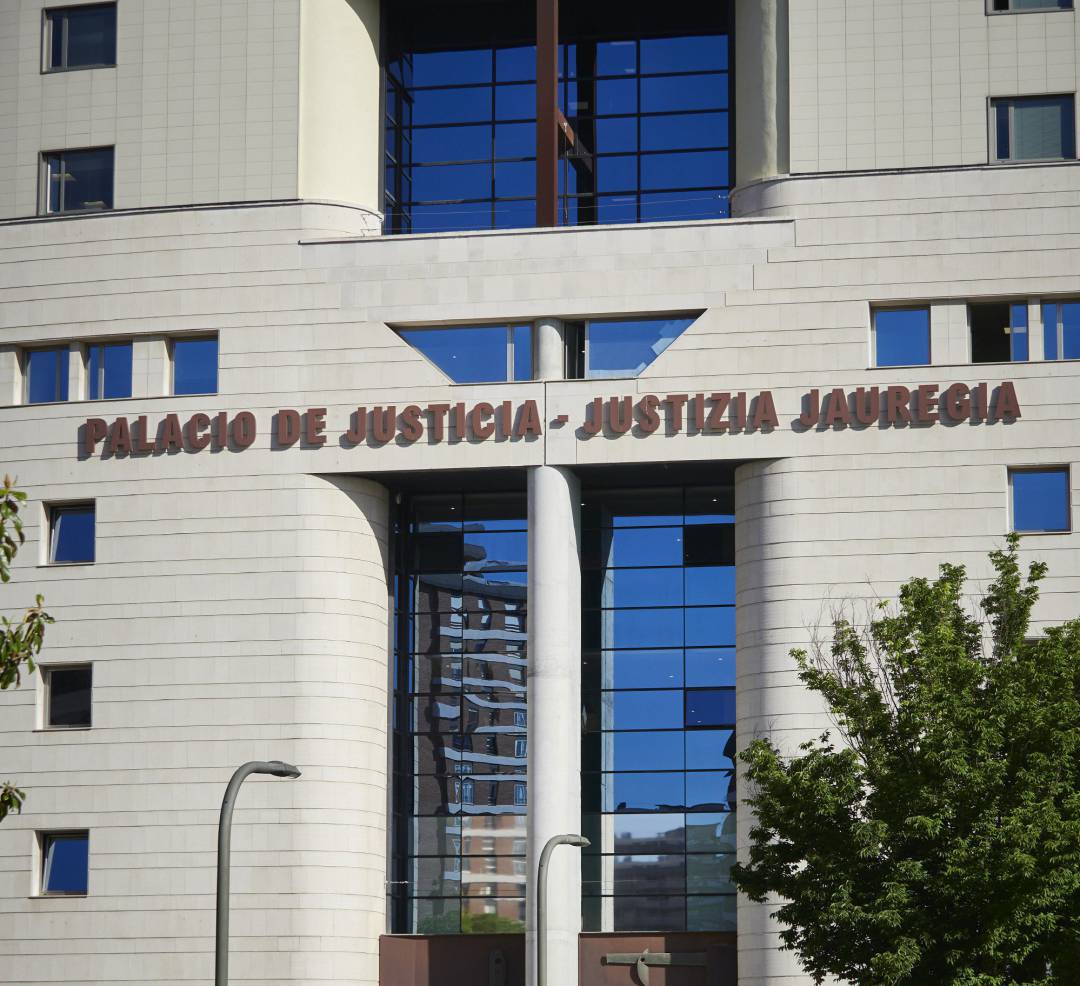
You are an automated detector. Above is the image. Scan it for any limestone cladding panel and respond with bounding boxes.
[0,0,304,220]
[786,0,1080,174]
[0,471,390,986]
[0,164,1076,986]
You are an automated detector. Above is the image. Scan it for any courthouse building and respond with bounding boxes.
[0,1,1078,984]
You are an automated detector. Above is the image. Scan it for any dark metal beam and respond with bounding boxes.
[536,0,559,227]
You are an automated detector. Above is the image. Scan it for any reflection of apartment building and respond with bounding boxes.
[2,2,1079,985]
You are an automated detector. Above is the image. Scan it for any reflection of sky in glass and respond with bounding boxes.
[42,835,88,894]
[1012,469,1070,532]
[51,507,95,564]
[88,342,133,400]
[874,308,930,367]
[26,347,69,404]
[588,317,694,377]
[173,337,218,395]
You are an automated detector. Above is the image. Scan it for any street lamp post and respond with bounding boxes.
[215,760,301,986]
[536,833,590,986]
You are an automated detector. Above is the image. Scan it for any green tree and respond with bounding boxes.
[0,477,52,823]
[731,536,1080,985]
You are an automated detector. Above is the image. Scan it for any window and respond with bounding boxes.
[44,4,117,71]
[41,147,114,214]
[383,5,732,233]
[1041,300,1080,360]
[172,336,218,395]
[39,832,89,895]
[24,346,70,404]
[991,96,1076,162]
[873,307,931,367]
[44,665,92,728]
[582,316,696,378]
[1010,467,1071,533]
[970,302,1029,363]
[398,324,532,383]
[989,0,1072,11]
[87,341,132,399]
[48,503,95,564]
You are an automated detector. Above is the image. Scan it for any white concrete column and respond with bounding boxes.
[534,316,566,380]
[526,464,582,986]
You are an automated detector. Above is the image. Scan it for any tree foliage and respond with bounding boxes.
[1,477,52,823]
[731,536,1080,985]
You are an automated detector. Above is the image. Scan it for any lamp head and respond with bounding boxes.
[264,761,301,778]
[564,835,590,848]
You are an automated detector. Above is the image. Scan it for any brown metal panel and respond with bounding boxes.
[535,0,559,227]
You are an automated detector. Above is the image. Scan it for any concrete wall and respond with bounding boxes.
[0,0,304,220]
[785,0,1080,175]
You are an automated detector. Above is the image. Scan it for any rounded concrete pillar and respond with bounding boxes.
[734,0,789,192]
[526,464,582,986]
[534,316,566,380]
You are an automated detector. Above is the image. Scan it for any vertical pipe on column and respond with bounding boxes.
[526,465,582,986]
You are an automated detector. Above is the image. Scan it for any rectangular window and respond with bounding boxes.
[172,336,219,395]
[990,0,1072,11]
[991,95,1076,162]
[24,346,70,404]
[873,307,931,367]
[48,503,95,564]
[398,324,532,383]
[970,302,1029,363]
[39,831,89,895]
[45,665,92,728]
[1010,467,1071,533]
[44,4,117,71]
[87,341,132,399]
[1041,300,1080,360]
[41,147,114,214]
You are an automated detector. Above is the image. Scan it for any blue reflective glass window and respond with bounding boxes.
[595,527,684,568]
[993,95,1076,161]
[688,894,737,932]
[642,151,727,190]
[641,112,729,151]
[413,162,491,202]
[685,689,736,728]
[1010,304,1029,362]
[413,125,490,163]
[512,324,532,381]
[596,40,637,76]
[45,4,116,70]
[494,123,534,159]
[598,567,683,608]
[1011,468,1070,533]
[640,35,727,74]
[642,75,726,113]
[87,341,132,399]
[610,608,684,649]
[495,46,535,83]
[686,770,735,811]
[494,199,535,229]
[599,772,685,813]
[874,308,930,367]
[495,84,535,121]
[685,566,735,606]
[414,87,491,126]
[685,607,736,648]
[1043,303,1059,359]
[596,79,637,115]
[401,326,510,382]
[596,195,638,224]
[685,648,735,688]
[43,148,113,213]
[595,117,638,154]
[641,190,728,221]
[173,337,218,395]
[604,690,684,730]
[587,317,694,377]
[587,649,683,690]
[610,731,685,771]
[1043,301,1080,360]
[413,49,492,87]
[41,833,88,894]
[495,160,534,198]
[594,154,638,194]
[25,347,69,404]
[50,504,95,564]
[686,729,736,770]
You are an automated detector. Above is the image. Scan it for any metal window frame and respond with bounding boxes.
[42,2,118,73]
[988,94,1077,163]
[38,830,90,897]
[86,338,132,400]
[1008,464,1073,534]
[43,663,94,730]
[986,0,1073,14]
[870,305,933,369]
[22,344,70,404]
[47,501,96,566]
[169,333,219,396]
[38,146,115,215]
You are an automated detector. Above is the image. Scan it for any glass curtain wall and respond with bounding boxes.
[391,492,530,934]
[581,487,737,933]
[383,3,731,233]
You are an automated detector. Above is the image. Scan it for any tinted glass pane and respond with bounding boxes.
[596,690,684,730]
[495,160,534,197]
[688,894,737,932]
[26,347,69,404]
[1043,303,1059,360]
[495,84,535,121]
[685,607,736,647]
[64,5,117,68]
[413,88,492,126]
[642,74,726,113]
[1063,302,1080,358]
[685,689,736,728]
[594,154,638,194]
[461,896,525,932]
[413,897,460,934]
[412,856,461,897]
[686,770,735,811]
[683,524,734,566]
[594,772,685,813]
[1012,469,1070,532]
[173,337,218,395]
[595,116,638,153]
[51,506,95,563]
[512,325,532,380]
[874,308,930,367]
[42,834,88,894]
[610,854,685,895]
[56,148,113,211]
[413,125,490,163]
[604,608,683,649]
[1010,96,1074,160]
[494,122,533,158]
[401,327,509,383]
[585,567,683,608]
[495,46,535,82]
[687,852,734,893]
[582,813,686,854]
[608,731,684,771]
[48,11,64,68]
[412,162,491,202]
[685,648,735,687]
[685,566,735,606]
[640,35,727,74]
[493,199,535,229]
[686,729,736,769]
[464,531,526,570]
[686,812,737,852]
[641,112,729,151]
[596,78,637,115]
[1010,304,1029,362]
[641,189,729,221]
[585,649,683,690]
[48,666,92,727]
[88,342,133,399]
[585,526,683,568]
[587,317,694,377]
[613,895,684,931]
[642,150,727,190]
[413,49,492,87]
